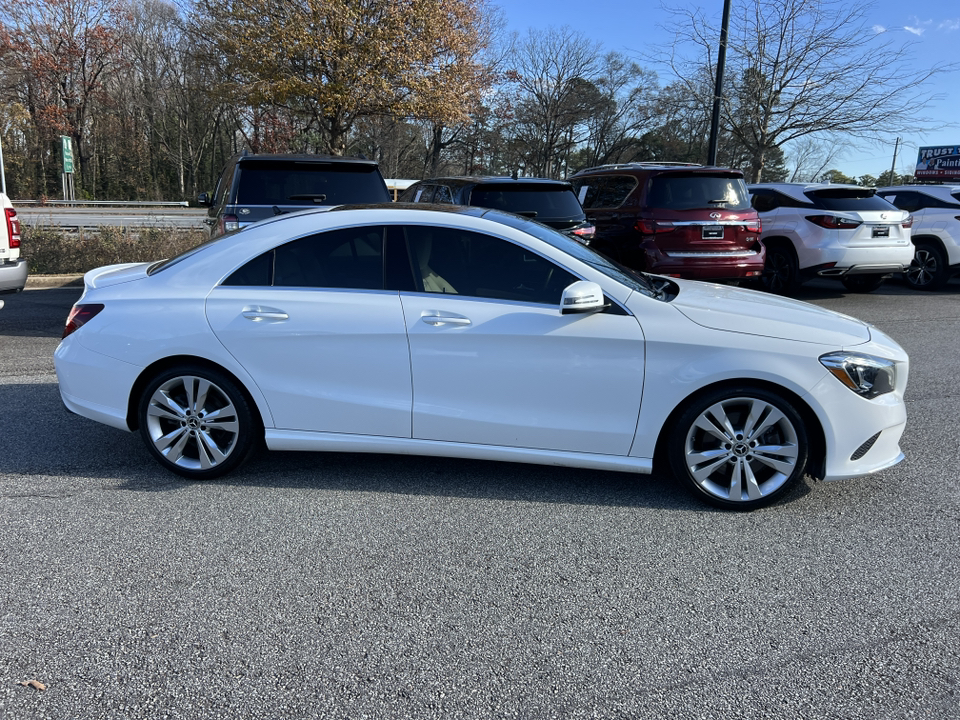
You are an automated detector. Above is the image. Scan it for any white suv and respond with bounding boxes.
[875,185,960,290]
[0,193,27,295]
[748,183,914,294]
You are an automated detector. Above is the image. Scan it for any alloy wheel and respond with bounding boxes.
[681,396,802,505]
[144,374,241,472]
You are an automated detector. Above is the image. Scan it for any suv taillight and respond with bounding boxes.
[5,208,21,248]
[901,215,914,229]
[635,219,674,234]
[221,214,239,234]
[570,223,596,241]
[742,219,761,233]
[805,215,862,230]
[62,304,104,339]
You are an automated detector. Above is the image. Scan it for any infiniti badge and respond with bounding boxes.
[710,212,722,219]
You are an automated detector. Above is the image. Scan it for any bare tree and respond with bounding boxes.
[659,0,952,182]
[502,27,602,177]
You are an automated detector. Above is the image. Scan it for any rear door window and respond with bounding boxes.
[572,176,636,209]
[223,226,386,290]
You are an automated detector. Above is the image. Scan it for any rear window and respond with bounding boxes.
[468,184,585,220]
[805,188,897,212]
[235,162,390,206]
[646,174,751,211]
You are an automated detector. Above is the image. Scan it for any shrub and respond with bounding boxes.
[22,226,208,275]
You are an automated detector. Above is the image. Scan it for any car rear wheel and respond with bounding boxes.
[138,366,258,480]
[905,242,949,290]
[761,244,801,294]
[667,387,809,510]
[841,273,886,293]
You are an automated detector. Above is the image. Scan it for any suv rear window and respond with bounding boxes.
[805,188,896,212]
[572,176,637,209]
[235,162,390,206]
[469,184,584,220]
[646,174,751,211]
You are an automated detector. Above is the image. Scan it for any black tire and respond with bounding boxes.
[138,365,258,480]
[904,241,950,291]
[841,273,886,293]
[667,386,809,511]
[761,243,801,295]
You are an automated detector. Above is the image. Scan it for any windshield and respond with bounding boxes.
[480,209,665,299]
[469,185,585,220]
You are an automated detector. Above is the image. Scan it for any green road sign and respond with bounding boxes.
[61,135,74,174]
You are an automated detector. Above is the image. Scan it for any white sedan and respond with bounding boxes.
[54,205,909,510]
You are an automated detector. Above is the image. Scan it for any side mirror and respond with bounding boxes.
[197,192,210,207]
[560,281,608,315]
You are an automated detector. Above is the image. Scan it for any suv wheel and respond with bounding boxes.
[762,243,801,294]
[905,241,949,291]
[841,274,886,293]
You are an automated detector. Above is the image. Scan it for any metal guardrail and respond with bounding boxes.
[15,200,190,207]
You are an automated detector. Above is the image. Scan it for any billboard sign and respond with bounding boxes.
[915,145,960,181]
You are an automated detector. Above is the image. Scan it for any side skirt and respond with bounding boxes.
[265,430,653,475]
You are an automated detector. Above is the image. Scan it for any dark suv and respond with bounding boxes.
[568,163,764,281]
[199,153,391,237]
[398,176,595,242]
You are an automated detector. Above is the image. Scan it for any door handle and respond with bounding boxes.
[421,313,471,326]
[242,306,289,321]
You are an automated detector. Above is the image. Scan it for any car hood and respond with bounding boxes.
[668,280,871,346]
[84,262,152,289]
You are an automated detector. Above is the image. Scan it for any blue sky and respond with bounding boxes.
[493,0,959,179]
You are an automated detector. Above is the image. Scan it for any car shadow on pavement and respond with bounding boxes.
[0,381,812,512]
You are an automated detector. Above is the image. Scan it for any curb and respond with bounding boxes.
[26,275,84,289]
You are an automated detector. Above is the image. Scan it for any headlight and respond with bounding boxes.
[819,352,896,399]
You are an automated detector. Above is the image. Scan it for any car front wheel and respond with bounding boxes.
[138,366,258,480]
[667,387,809,510]
[905,242,949,290]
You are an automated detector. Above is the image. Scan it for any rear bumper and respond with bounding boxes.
[0,258,28,294]
[648,253,766,280]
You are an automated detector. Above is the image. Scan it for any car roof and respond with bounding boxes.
[415,176,573,187]
[748,182,875,202]
[231,153,380,166]
[877,185,960,202]
[570,162,740,177]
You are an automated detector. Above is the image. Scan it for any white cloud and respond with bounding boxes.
[873,24,887,33]
[940,19,960,31]
[904,25,925,35]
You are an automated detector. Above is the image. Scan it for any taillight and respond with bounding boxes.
[901,215,914,229]
[62,304,104,339]
[5,208,20,248]
[571,223,595,240]
[742,219,761,233]
[635,219,674,234]
[221,214,239,234]
[805,215,862,230]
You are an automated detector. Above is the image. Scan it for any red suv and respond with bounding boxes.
[568,163,764,281]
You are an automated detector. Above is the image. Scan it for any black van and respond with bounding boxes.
[199,153,391,237]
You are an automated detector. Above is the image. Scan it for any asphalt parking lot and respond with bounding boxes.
[1,279,958,719]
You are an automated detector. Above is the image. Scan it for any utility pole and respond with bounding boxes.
[707,0,733,166]
[888,137,901,187]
